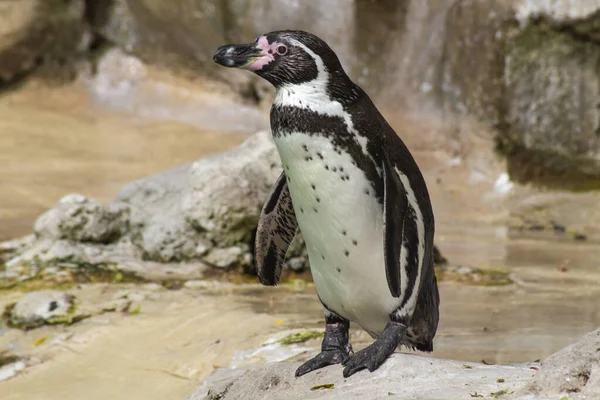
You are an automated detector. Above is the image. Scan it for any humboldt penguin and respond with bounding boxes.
[213,30,439,378]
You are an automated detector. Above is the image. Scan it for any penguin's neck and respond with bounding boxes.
[271,77,379,176]
[274,76,330,109]
[273,77,355,128]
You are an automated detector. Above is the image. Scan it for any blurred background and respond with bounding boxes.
[0,1,599,399]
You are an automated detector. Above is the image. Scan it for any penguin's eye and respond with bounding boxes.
[277,45,288,55]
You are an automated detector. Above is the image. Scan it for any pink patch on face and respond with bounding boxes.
[246,35,284,71]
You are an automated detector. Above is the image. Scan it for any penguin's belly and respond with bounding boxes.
[274,133,401,336]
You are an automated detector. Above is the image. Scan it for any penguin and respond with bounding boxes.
[213,30,439,378]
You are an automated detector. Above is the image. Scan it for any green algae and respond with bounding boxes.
[278,330,324,345]
[310,383,334,391]
[436,264,513,286]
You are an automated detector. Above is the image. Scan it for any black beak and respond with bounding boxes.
[213,43,262,69]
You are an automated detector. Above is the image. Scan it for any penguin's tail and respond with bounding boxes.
[407,262,440,352]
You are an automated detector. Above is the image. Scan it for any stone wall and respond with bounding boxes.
[1,0,599,185]
[0,0,88,82]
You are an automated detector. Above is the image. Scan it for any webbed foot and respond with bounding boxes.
[295,317,351,377]
[296,348,350,377]
[342,321,406,377]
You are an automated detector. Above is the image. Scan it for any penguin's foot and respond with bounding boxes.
[295,319,351,377]
[342,321,406,378]
[295,348,350,377]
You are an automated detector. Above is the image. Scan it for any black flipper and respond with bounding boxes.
[255,172,298,286]
[382,154,409,298]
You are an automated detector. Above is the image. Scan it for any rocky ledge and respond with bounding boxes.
[1,131,468,288]
[190,329,600,400]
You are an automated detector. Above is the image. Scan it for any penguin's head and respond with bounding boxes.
[213,30,347,88]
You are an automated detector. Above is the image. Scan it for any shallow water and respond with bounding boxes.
[0,71,599,399]
[0,260,598,400]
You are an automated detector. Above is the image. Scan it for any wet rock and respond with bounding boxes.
[87,0,374,101]
[522,328,600,398]
[5,290,89,330]
[508,213,590,242]
[191,353,538,400]
[0,0,88,83]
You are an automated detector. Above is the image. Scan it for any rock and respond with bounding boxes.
[203,247,247,269]
[502,3,600,187]
[5,290,89,330]
[34,194,130,244]
[0,0,88,82]
[88,0,356,94]
[117,130,281,263]
[523,328,600,398]
[0,235,34,264]
[441,0,515,125]
[441,0,600,186]
[190,354,538,400]
[229,329,323,370]
[3,129,453,281]
[191,328,600,400]
[0,359,26,383]
[181,130,281,247]
[3,131,293,277]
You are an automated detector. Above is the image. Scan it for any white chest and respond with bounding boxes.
[273,133,401,335]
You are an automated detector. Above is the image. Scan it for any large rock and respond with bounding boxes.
[3,131,309,276]
[190,354,538,400]
[117,129,282,264]
[0,0,88,82]
[190,329,600,400]
[441,0,600,186]
[441,0,515,125]
[523,328,600,398]
[502,2,600,187]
